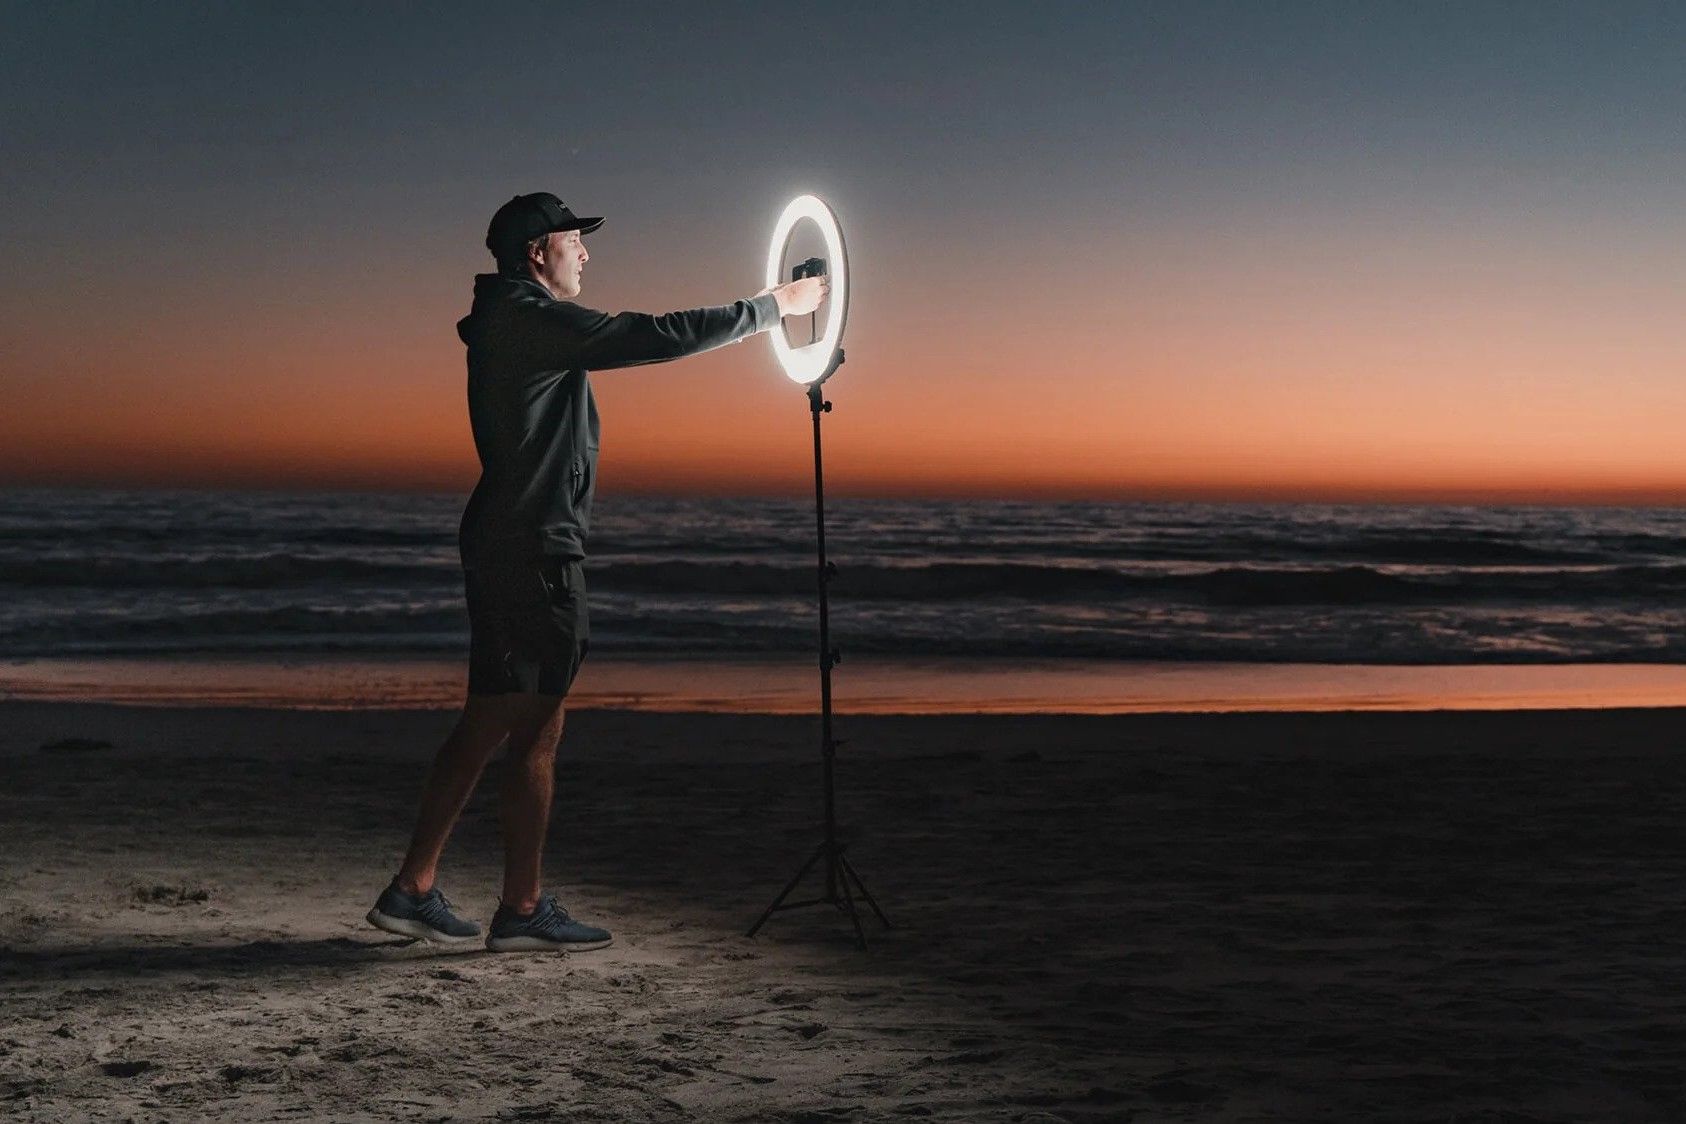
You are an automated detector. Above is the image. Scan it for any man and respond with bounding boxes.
[367,192,827,952]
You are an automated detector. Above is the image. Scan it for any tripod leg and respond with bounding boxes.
[747,841,827,938]
[840,852,892,929]
[835,847,868,950]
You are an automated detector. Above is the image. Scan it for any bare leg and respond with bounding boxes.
[395,694,520,895]
[499,695,567,914]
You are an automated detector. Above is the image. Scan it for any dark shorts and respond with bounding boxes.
[465,557,590,697]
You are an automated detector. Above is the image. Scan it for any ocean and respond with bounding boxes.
[4,488,1686,665]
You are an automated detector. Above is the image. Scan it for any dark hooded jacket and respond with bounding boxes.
[455,275,781,564]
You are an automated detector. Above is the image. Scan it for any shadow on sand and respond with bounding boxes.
[0,934,476,981]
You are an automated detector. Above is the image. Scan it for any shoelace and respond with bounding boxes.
[416,890,457,925]
[532,897,576,937]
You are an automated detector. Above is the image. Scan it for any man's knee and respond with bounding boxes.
[505,694,566,759]
[450,694,523,753]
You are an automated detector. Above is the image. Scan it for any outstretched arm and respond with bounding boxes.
[525,276,828,371]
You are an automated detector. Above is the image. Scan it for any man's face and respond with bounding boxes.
[534,229,589,298]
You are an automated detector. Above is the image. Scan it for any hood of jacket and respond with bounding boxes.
[456,272,551,346]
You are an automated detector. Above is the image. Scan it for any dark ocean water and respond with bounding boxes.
[4,488,1686,664]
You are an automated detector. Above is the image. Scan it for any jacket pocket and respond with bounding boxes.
[536,557,573,601]
[570,457,594,513]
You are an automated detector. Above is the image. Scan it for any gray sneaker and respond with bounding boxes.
[366,880,481,945]
[486,893,613,952]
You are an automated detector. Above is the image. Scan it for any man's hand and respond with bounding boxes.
[762,276,829,318]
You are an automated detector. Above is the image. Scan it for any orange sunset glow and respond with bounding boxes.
[5,241,1683,504]
[4,6,1684,506]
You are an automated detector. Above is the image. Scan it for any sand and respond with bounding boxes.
[5,700,1686,1122]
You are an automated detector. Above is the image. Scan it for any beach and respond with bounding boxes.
[7,701,1686,1122]
[10,1,1686,1119]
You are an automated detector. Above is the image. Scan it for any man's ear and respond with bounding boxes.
[527,235,549,270]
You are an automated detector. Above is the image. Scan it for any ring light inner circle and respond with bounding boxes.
[764,194,848,384]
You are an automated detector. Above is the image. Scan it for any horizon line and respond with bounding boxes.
[4,479,1685,510]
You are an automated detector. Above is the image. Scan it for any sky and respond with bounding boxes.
[3,1,1684,504]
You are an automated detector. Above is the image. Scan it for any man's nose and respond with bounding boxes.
[579,244,589,263]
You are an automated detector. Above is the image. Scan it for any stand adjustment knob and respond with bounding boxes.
[822,400,832,413]
[827,647,843,668]
[822,561,838,582]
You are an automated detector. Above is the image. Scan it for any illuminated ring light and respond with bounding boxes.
[764,193,849,384]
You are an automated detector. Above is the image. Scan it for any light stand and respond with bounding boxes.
[746,347,891,949]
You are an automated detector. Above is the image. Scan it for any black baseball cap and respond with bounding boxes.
[485,192,604,259]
